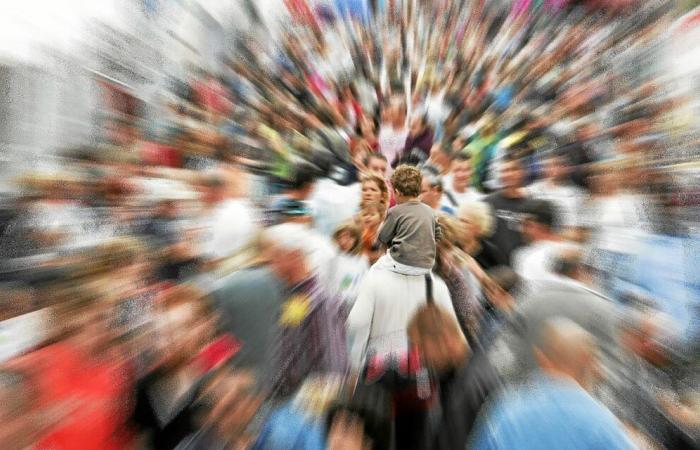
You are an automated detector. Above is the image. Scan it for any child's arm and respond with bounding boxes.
[377,209,397,246]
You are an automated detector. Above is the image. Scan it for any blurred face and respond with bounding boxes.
[544,157,568,181]
[499,160,524,189]
[360,210,382,229]
[451,160,472,190]
[420,178,441,208]
[336,230,356,253]
[361,180,383,204]
[265,245,306,283]
[366,157,387,177]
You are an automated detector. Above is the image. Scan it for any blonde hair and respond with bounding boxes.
[458,201,495,238]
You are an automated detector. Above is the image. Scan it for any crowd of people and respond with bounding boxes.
[1,0,699,449]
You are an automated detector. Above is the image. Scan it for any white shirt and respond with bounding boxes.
[512,240,579,284]
[202,199,260,260]
[528,181,585,229]
[378,125,409,167]
[329,252,370,309]
[308,179,361,237]
[442,175,483,210]
[347,267,457,370]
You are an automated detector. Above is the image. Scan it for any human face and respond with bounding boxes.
[361,180,383,204]
[451,161,472,190]
[366,157,387,177]
[361,210,382,229]
[499,160,524,190]
[544,157,568,181]
[420,178,440,209]
[266,246,305,284]
[336,230,357,253]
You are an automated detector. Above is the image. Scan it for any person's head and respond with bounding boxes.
[457,201,495,244]
[520,199,557,242]
[360,174,388,207]
[286,162,319,199]
[260,224,313,285]
[333,222,361,255]
[273,197,313,225]
[542,153,571,183]
[359,202,385,230]
[326,384,393,450]
[419,168,443,209]
[429,142,452,173]
[408,303,470,374]
[499,155,525,191]
[364,153,388,177]
[450,153,472,191]
[391,165,422,202]
[200,175,226,205]
[534,317,598,388]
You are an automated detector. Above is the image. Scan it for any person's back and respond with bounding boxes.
[473,318,634,450]
[471,373,634,450]
[211,267,285,372]
[378,200,438,270]
[376,165,439,274]
[347,267,456,370]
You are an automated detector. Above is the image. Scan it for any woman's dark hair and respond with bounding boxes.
[326,384,393,450]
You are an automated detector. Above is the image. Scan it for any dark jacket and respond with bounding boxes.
[431,348,501,450]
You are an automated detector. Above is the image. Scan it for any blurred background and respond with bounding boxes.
[0,1,699,449]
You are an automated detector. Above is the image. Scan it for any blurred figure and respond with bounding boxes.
[512,199,577,285]
[407,292,500,450]
[198,175,260,264]
[527,152,585,232]
[471,318,634,450]
[442,153,481,211]
[483,155,530,264]
[213,223,348,400]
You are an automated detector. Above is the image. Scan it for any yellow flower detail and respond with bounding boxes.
[279,294,311,327]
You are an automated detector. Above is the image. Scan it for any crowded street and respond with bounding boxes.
[0,0,699,449]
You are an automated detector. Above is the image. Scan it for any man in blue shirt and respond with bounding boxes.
[471,317,635,450]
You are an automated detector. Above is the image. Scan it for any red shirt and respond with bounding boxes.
[32,343,135,450]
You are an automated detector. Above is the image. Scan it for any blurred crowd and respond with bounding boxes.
[1,0,700,449]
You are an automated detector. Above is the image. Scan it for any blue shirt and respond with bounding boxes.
[471,374,635,450]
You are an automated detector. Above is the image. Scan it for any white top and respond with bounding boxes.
[442,175,483,210]
[378,125,409,168]
[580,194,647,254]
[528,181,585,229]
[512,240,580,284]
[308,179,361,237]
[201,199,260,259]
[347,266,457,370]
[329,252,370,310]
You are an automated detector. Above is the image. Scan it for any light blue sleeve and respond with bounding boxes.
[468,403,502,450]
[590,413,638,450]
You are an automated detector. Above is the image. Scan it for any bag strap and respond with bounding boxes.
[444,190,459,208]
[424,273,433,305]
